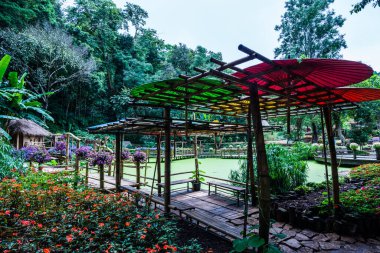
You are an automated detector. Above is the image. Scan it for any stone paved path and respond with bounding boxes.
[171,190,380,252]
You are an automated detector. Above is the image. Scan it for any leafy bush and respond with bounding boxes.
[291,142,316,160]
[0,172,201,252]
[339,187,380,215]
[229,144,308,193]
[0,139,26,180]
[350,163,380,180]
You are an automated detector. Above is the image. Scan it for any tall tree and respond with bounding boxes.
[351,0,380,13]
[0,0,61,28]
[275,0,346,59]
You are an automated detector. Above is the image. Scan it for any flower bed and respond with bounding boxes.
[0,172,200,252]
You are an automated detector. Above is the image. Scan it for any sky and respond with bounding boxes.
[65,0,380,71]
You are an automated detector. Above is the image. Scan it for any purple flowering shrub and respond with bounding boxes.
[132,151,147,163]
[55,141,66,152]
[89,151,113,166]
[121,150,130,160]
[21,146,51,164]
[75,146,92,160]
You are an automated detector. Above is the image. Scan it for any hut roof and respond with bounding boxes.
[8,119,52,137]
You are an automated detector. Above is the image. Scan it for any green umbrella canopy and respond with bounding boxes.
[131,78,243,106]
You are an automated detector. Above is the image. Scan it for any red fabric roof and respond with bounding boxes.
[331,88,380,103]
[233,59,373,93]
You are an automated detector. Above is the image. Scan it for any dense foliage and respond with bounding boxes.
[229,144,308,193]
[351,0,380,13]
[0,171,202,252]
[0,138,25,180]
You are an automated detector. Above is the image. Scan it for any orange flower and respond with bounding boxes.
[5,210,11,215]
[141,235,146,239]
[136,214,141,218]
[99,222,105,227]
[125,222,130,227]
[66,234,73,243]
[43,248,51,253]
[37,223,43,228]
[52,228,57,232]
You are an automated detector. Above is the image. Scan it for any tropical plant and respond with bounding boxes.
[229,144,308,193]
[0,54,53,139]
[0,138,26,180]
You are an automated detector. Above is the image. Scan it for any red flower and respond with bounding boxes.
[37,223,43,228]
[20,220,31,226]
[141,235,146,239]
[125,222,130,227]
[43,248,51,253]
[136,214,141,218]
[66,234,73,243]
[5,210,11,215]
[99,222,105,227]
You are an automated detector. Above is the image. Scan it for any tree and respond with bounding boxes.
[0,25,95,110]
[0,0,61,28]
[351,0,380,13]
[275,0,346,59]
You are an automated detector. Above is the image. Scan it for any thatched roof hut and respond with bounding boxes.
[8,119,52,149]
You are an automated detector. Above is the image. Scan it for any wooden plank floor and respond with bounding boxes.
[87,173,138,190]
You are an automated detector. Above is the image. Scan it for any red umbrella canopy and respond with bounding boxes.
[233,59,373,95]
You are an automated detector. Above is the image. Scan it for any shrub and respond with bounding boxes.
[0,139,26,180]
[350,163,380,180]
[291,142,316,160]
[133,151,147,163]
[373,142,380,150]
[339,187,380,215]
[75,146,92,160]
[0,172,199,252]
[349,142,359,150]
[229,144,308,193]
[89,151,113,166]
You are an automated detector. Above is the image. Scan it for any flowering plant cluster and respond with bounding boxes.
[89,151,113,166]
[75,146,92,160]
[350,163,380,180]
[54,141,67,152]
[20,146,51,164]
[133,151,147,163]
[0,172,200,252]
[121,149,130,160]
[349,142,359,150]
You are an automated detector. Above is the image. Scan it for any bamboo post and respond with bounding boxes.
[194,135,199,183]
[85,162,89,185]
[250,83,270,248]
[323,106,340,206]
[136,161,141,190]
[157,135,162,196]
[99,164,104,190]
[115,133,122,192]
[65,134,70,170]
[320,108,331,207]
[74,140,80,188]
[164,107,171,215]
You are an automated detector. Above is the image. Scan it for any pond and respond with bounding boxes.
[126,158,351,184]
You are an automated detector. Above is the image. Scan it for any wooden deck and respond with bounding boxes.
[87,173,139,190]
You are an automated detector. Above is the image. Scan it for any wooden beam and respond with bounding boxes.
[323,106,340,206]
[250,83,270,248]
[247,104,256,206]
[164,107,171,215]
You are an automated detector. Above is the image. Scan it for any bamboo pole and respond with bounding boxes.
[250,83,270,249]
[194,135,199,183]
[320,108,331,207]
[247,105,256,206]
[157,135,162,196]
[85,162,89,185]
[99,164,104,190]
[323,106,340,206]
[115,133,122,191]
[65,134,70,170]
[164,107,171,215]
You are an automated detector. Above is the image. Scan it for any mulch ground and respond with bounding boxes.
[176,219,232,253]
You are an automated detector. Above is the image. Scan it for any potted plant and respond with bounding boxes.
[34,148,52,171]
[350,142,359,159]
[373,142,380,160]
[89,151,113,189]
[191,169,205,191]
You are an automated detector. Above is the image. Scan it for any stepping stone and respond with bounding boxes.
[283,238,302,249]
[295,233,310,241]
[270,227,283,235]
[282,229,296,237]
[297,247,314,253]
[279,245,297,253]
[283,224,293,230]
[272,222,285,228]
[325,233,340,241]
[313,234,330,242]
[301,241,320,251]
[340,236,356,244]
[319,242,341,250]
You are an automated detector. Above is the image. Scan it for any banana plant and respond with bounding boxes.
[0,55,54,140]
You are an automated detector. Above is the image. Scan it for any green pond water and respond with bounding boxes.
[123,158,351,184]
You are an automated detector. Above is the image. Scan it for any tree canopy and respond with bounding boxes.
[274,0,346,59]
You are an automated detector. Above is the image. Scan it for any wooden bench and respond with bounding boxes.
[182,210,242,240]
[157,179,195,193]
[208,181,245,206]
